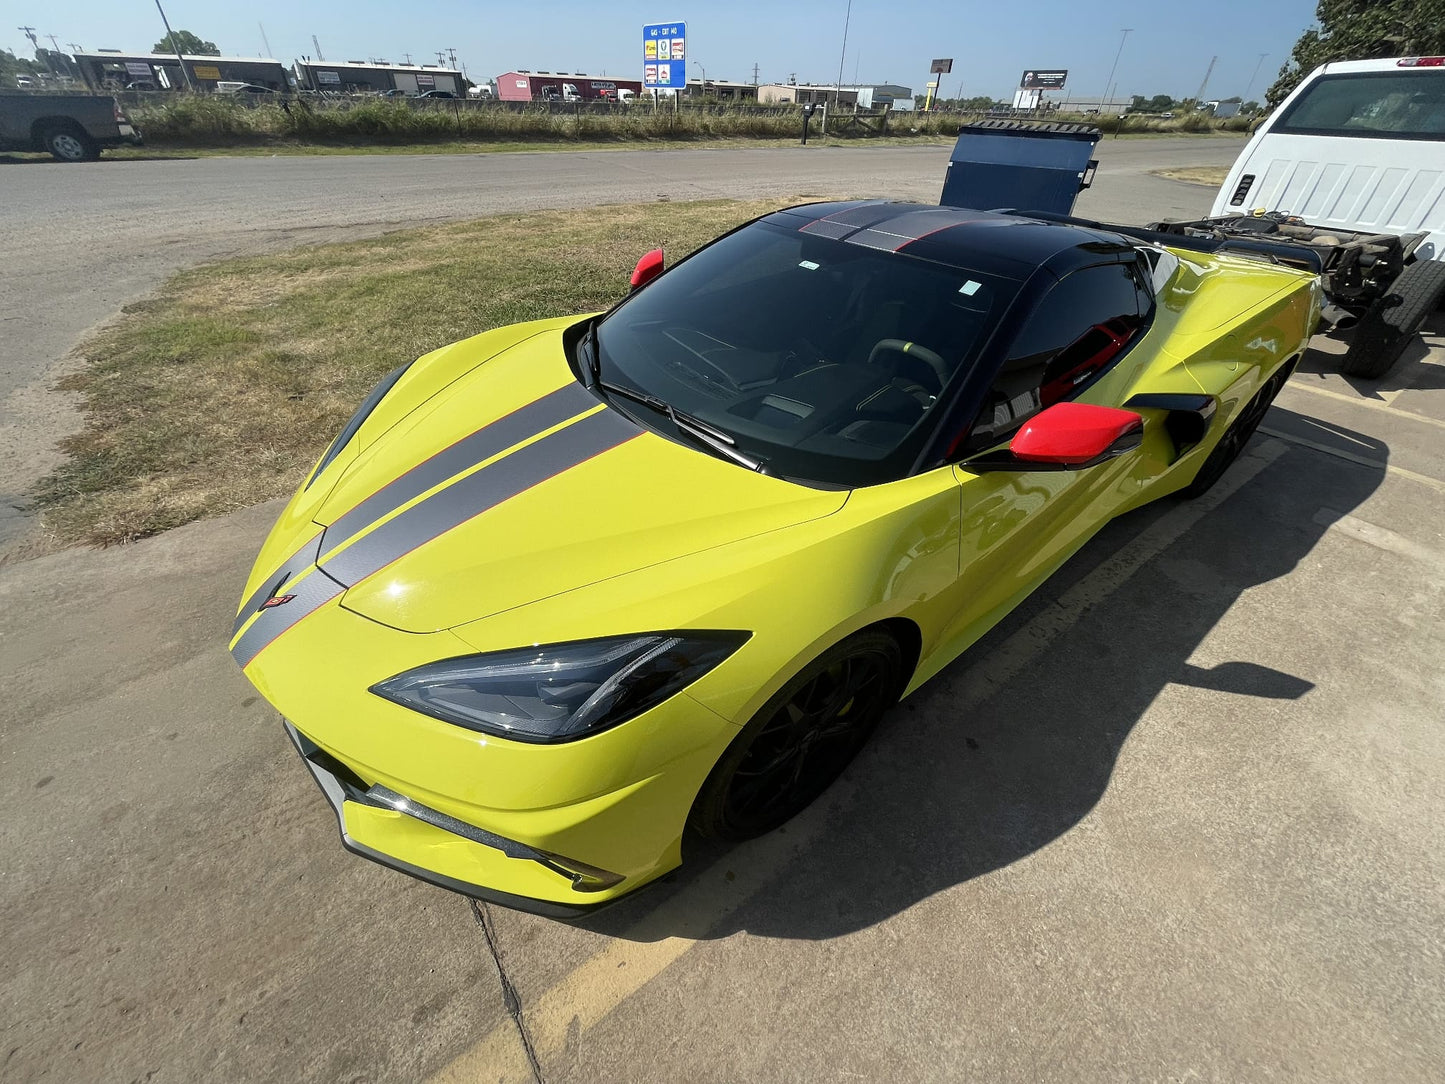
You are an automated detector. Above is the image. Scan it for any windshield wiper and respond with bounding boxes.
[597,378,764,471]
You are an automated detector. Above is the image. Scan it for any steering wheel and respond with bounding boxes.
[867,338,950,391]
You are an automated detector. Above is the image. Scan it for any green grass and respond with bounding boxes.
[35,198,795,546]
[121,96,1253,152]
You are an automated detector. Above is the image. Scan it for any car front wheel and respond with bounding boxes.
[689,629,903,842]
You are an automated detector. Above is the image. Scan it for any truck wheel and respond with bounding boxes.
[1342,259,1445,379]
[42,124,100,163]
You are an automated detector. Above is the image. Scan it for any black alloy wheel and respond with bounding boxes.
[689,630,903,842]
[1178,364,1291,500]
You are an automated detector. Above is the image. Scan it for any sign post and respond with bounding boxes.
[642,21,687,103]
[924,58,953,111]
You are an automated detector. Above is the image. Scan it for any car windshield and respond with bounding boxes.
[1275,71,1445,140]
[592,219,1015,486]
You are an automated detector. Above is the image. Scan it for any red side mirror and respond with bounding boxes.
[630,248,664,289]
[1010,401,1144,467]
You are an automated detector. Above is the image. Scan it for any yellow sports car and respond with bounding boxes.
[232,201,1320,916]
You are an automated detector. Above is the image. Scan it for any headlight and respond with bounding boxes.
[370,632,749,744]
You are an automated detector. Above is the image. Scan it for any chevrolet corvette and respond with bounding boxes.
[231,201,1321,916]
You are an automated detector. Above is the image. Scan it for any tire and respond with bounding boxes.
[1178,364,1290,500]
[42,124,100,163]
[688,629,904,842]
[1342,259,1445,379]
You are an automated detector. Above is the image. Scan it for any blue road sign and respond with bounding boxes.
[643,22,687,90]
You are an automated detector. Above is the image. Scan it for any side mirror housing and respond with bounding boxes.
[630,248,665,290]
[964,401,1144,473]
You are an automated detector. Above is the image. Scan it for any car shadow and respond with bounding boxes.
[579,406,1386,942]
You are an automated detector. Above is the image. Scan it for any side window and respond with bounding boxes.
[965,264,1144,451]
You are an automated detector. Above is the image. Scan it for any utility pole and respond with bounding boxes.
[1193,54,1218,109]
[752,62,759,86]
[154,1,195,90]
[1242,52,1268,104]
[312,35,325,62]
[18,25,38,50]
[828,0,853,133]
[447,47,457,68]
[1102,28,1132,115]
[403,53,412,65]
[45,33,61,54]
[259,22,273,58]
[67,42,83,54]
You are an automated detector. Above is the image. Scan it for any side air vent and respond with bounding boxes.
[1229,173,1256,206]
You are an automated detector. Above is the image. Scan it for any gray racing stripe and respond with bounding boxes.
[231,533,325,638]
[321,407,642,588]
[323,383,596,554]
[230,565,347,669]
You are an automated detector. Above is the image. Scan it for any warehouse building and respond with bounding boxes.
[73,51,289,91]
[294,60,461,95]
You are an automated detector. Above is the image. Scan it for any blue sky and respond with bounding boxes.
[9,1,1317,101]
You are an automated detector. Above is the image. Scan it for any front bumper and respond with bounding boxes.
[284,720,625,918]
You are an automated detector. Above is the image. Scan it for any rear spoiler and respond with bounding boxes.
[1004,210,1325,274]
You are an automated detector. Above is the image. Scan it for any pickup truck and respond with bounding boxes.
[0,92,143,161]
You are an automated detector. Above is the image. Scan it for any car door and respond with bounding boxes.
[926,261,1154,669]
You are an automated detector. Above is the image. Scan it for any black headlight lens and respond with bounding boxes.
[370,632,750,744]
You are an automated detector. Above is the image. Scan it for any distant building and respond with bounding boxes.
[294,60,460,95]
[757,83,911,109]
[682,78,758,101]
[73,51,289,91]
[496,71,643,102]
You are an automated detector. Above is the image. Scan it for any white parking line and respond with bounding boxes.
[1283,381,1445,433]
[428,440,1287,1083]
[1258,425,1445,494]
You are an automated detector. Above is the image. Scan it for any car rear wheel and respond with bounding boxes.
[1342,259,1445,380]
[1178,365,1289,500]
[42,124,100,162]
[689,630,903,842]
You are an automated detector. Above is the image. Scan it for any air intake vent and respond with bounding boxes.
[1229,174,1256,206]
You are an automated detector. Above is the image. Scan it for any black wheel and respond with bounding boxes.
[1342,259,1445,379]
[1179,365,1290,500]
[689,630,904,842]
[42,124,100,162]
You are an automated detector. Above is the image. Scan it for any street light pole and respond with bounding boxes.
[154,0,195,90]
[1102,28,1132,115]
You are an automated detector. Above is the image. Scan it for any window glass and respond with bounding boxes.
[594,220,1020,486]
[1274,71,1445,140]
[966,264,1143,451]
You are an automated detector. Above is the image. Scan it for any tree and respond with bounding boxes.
[1267,0,1445,106]
[152,30,220,56]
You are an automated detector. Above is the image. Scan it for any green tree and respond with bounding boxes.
[0,47,42,86]
[152,30,221,56]
[1267,0,1445,106]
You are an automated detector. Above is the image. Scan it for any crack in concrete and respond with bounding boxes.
[470,899,544,1083]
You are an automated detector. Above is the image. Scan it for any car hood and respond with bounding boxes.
[310,326,847,633]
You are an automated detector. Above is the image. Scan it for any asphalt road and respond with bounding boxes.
[0,137,1242,553]
[5,140,1443,1083]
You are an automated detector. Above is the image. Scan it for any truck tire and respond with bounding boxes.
[41,124,100,162]
[1342,259,1445,379]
